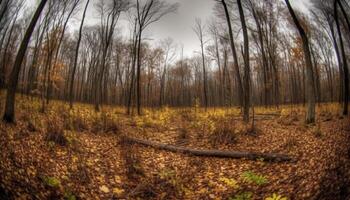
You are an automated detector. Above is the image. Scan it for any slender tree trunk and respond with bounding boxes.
[334,1,349,115]
[250,3,269,107]
[221,0,243,108]
[69,0,90,109]
[237,0,250,122]
[127,20,138,114]
[136,30,142,115]
[3,0,48,123]
[285,0,316,123]
[328,20,344,104]
[337,0,350,41]
[200,36,208,110]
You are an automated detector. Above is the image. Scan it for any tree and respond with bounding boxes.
[3,0,48,123]
[193,18,208,110]
[134,0,178,115]
[0,0,23,90]
[237,0,251,122]
[159,38,176,107]
[94,0,130,111]
[285,0,316,123]
[69,0,90,109]
[220,0,244,108]
[334,0,349,115]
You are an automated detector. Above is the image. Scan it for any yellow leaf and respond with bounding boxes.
[114,176,122,184]
[99,185,109,193]
[72,156,78,163]
[113,187,124,195]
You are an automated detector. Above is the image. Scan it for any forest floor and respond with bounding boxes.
[0,97,349,200]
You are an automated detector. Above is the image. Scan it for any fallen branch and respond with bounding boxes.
[125,137,294,162]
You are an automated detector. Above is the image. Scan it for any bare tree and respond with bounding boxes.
[193,18,208,110]
[94,0,130,111]
[285,0,316,123]
[237,0,250,122]
[69,0,90,109]
[159,37,176,107]
[334,0,349,115]
[219,0,244,108]
[134,0,178,115]
[3,0,48,123]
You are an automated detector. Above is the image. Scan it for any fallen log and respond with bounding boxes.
[125,137,294,162]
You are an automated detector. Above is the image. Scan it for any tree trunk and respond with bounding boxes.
[200,35,208,110]
[221,0,244,108]
[69,0,90,109]
[125,137,293,162]
[328,19,344,104]
[285,0,316,123]
[237,0,250,122]
[3,0,48,123]
[136,30,142,115]
[334,0,349,115]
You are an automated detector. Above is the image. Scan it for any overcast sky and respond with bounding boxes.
[27,0,311,58]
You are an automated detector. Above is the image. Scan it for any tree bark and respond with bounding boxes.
[3,0,48,123]
[221,0,243,107]
[69,0,90,109]
[237,0,250,122]
[200,31,208,110]
[285,0,316,123]
[334,0,349,115]
[125,137,293,162]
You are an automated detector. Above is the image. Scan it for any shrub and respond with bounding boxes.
[27,120,38,132]
[179,109,196,122]
[128,180,157,199]
[43,176,61,188]
[219,177,239,189]
[230,192,253,200]
[91,112,120,133]
[64,191,77,200]
[311,124,323,138]
[278,110,299,126]
[61,107,91,132]
[190,113,215,138]
[119,138,144,180]
[176,128,189,145]
[70,162,90,184]
[283,138,298,151]
[101,112,120,133]
[320,110,333,122]
[241,171,268,186]
[156,168,185,197]
[265,193,287,200]
[45,116,67,146]
[210,120,237,147]
[133,107,173,131]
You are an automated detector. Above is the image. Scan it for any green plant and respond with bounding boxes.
[219,177,239,189]
[43,176,61,188]
[48,141,55,150]
[64,191,76,200]
[241,171,268,185]
[157,168,186,196]
[230,192,252,200]
[159,168,176,180]
[265,193,287,200]
[64,131,77,146]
